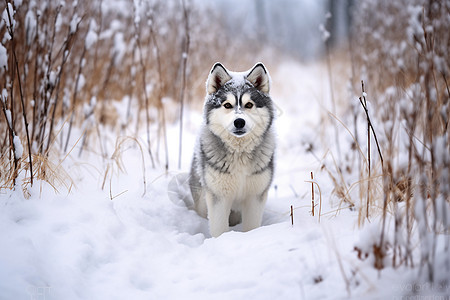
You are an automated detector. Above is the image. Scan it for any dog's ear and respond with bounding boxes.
[246,63,270,94]
[206,63,232,94]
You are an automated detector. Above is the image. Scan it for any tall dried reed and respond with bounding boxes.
[334,0,449,282]
[1,0,255,191]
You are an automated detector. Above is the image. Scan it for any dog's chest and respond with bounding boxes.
[207,148,267,176]
[225,151,254,174]
[204,150,272,200]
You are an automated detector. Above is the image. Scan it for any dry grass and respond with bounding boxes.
[0,0,260,193]
[102,136,147,199]
[323,0,449,281]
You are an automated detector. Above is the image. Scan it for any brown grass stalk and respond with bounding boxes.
[290,205,294,226]
[178,0,190,170]
[358,80,383,219]
[132,2,155,168]
[1,92,18,185]
[311,171,315,216]
[148,9,169,172]
[4,0,33,185]
[348,0,449,278]
[0,0,263,198]
[64,26,86,153]
[305,177,323,223]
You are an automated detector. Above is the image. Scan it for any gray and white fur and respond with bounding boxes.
[189,62,276,237]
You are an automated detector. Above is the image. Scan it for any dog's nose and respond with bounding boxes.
[234,118,245,129]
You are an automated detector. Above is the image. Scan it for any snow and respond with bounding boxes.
[1,88,7,104]
[85,30,98,49]
[0,61,448,300]
[319,24,330,42]
[5,109,12,128]
[226,71,248,89]
[24,8,37,44]
[2,3,15,31]
[13,135,23,158]
[55,12,62,33]
[0,178,355,299]
[49,70,57,87]
[226,64,272,92]
[113,32,126,65]
[0,43,7,71]
[70,14,80,34]
[76,74,85,92]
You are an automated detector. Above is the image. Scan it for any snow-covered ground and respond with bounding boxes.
[0,61,446,299]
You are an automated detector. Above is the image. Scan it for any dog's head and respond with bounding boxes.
[204,62,274,143]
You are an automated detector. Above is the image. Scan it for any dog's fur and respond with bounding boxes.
[189,62,276,237]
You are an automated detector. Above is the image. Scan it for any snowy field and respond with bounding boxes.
[0,61,447,299]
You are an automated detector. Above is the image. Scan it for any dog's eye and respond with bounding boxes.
[244,102,253,109]
[223,103,233,109]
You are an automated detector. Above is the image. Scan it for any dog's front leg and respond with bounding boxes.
[242,191,268,232]
[206,191,232,237]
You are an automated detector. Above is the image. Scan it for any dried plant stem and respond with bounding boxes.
[5,1,33,185]
[305,178,323,223]
[359,82,383,164]
[31,12,40,143]
[48,12,82,156]
[102,136,147,196]
[359,80,383,219]
[318,186,323,223]
[404,111,417,268]
[311,172,315,217]
[178,0,190,170]
[325,43,341,163]
[37,5,61,155]
[133,5,155,168]
[148,10,168,172]
[64,37,86,153]
[441,72,449,132]
[290,205,294,226]
[1,94,18,184]
[424,68,438,281]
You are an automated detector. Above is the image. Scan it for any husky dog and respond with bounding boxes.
[189,62,276,237]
